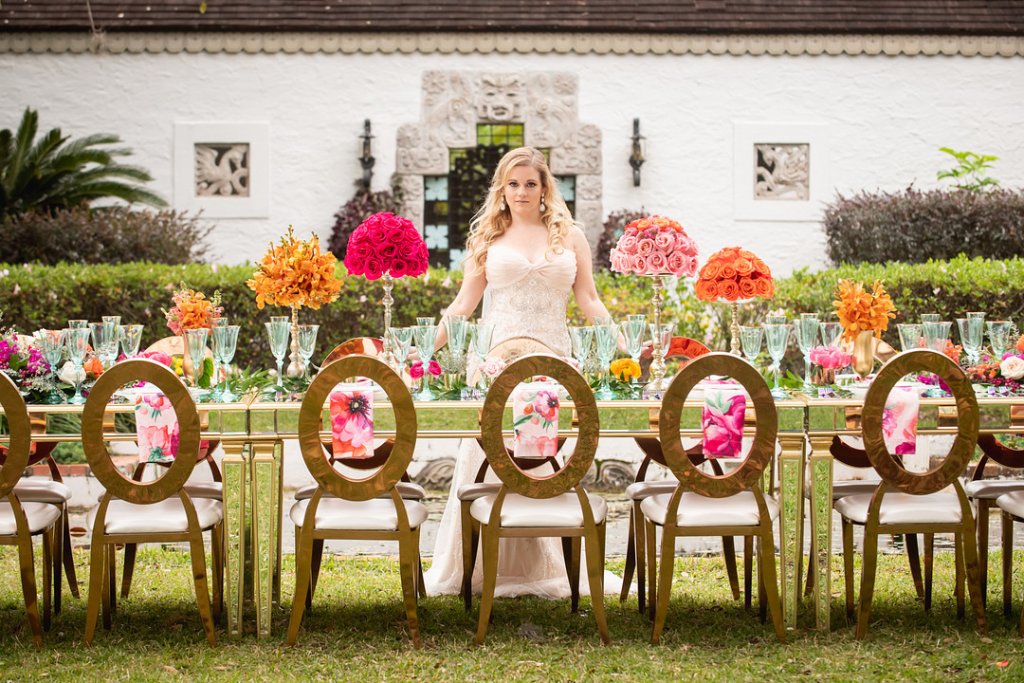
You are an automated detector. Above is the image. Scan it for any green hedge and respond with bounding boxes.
[2,256,1020,370]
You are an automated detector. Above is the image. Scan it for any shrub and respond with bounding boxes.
[0,206,210,265]
[327,184,403,260]
[594,208,647,271]
[823,187,1024,266]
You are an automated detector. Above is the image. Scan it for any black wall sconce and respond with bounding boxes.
[629,117,645,187]
[359,118,375,191]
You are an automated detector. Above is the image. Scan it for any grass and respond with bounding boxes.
[1,548,1024,681]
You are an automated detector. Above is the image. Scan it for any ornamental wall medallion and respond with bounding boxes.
[173,122,269,218]
[753,143,810,201]
[194,143,250,197]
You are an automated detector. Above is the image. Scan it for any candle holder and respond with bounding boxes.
[647,274,671,391]
[380,273,399,371]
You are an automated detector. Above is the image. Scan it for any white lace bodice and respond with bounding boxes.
[482,244,576,357]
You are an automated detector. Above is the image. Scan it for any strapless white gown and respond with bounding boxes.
[424,245,620,598]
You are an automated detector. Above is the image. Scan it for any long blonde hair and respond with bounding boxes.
[464,147,575,273]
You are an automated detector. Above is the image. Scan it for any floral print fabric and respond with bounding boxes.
[135,391,181,463]
[512,382,560,459]
[330,383,374,459]
[883,386,920,455]
[702,383,746,458]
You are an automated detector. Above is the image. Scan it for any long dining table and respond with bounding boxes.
[5,388,1024,638]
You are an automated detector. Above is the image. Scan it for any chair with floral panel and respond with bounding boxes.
[996,488,1024,634]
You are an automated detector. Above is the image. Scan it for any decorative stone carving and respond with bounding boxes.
[395,124,448,175]
[424,71,476,148]
[475,73,526,122]
[524,73,578,148]
[395,173,425,228]
[194,143,249,197]
[574,199,604,247]
[575,174,602,202]
[550,124,602,175]
[754,143,810,200]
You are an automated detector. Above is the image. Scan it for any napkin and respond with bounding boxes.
[883,385,920,455]
[512,381,560,459]
[702,382,746,458]
[330,382,374,459]
[135,391,181,463]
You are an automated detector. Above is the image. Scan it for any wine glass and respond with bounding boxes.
[648,322,673,361]
[569,325,595,376]
[265,317,291,394]
[119,324,144,359]
[210,317,229,387]
[89,321,118,370]
[794,313,819,388]
[897,323,923,352]
[67,319,88,329]
[987,320,1013,361]
[739,325,764,365]
[65,327,91,405]
[212,324,240,402]
[764,322,791,399]
[444,314,469,365]
[956,318,983,365]
[185,328,209,395]
[469,320,494,362]
[413,317,438,401]
[39,329,67,404]
[920,313,941,325]
[594,319,619,400]
[922,320,952,353]
[819,322,842,349]
[622,315,647,365]
[388,326,416,373]
[296,324,320,381]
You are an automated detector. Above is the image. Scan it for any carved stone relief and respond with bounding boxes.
[753,143,810,200]
[550,124,602,175]
[194,143,250,197]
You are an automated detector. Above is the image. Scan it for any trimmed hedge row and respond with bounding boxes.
[2,256,1021,369]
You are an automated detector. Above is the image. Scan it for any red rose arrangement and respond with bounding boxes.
[695,246,774,302]
[609,215,699,277]
[344,211,429,280]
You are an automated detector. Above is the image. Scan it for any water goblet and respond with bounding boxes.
[102,315,121,328]
[922,320,952,353]
[388,326,416,373]
[897,323,923,352]
[955,318,983,365]
[265,318,291,394]
[89,321,118,370]
[764,323,791,399]
[68,319,88,329]
[39,329,67,404]
[819,322,843,349]
[795,313,819,387]
[185,328,209,396]
[987,320,1013,361]
[296,324,320,381]
[739,325,764,365]
[569,325,595,375]
[212,325,240,402]
[119,324,144,359]
[920,313,941,325]
[444,314,469,364]
[648,322,673,360]
[470,320,494,361]
[65,327,91,405]
[413,318,438,400]
[765,314,787,325]
[594,320,619,400]
[622,314,647,364]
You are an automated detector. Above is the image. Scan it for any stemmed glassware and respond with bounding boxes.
[593,318,619,400]
[185,328,209,395]
[265,316,291,395]
[922,320,952,353]
[569,325,595,376]
[413,317,438,401]
[68,319,88,329]
[764,322,791,399]
[622,314,647,365]
[469,320,494,363]
[819,322,842,349]
[739,325,764,365]
[38,329,67,404]
[296,324,320,381]
[956,317,984,365]
[987,320,1013,361]
[65,327,91,405]
[920,313,941,325]
[444,315,469,368]
[648,322,673,365]
[119,324,144,359]
[210,318,229,395]
[794,313,819,388]
[89,321,118,370]
[388,326,416,374]
[212,324,240,402]
[897,323,923,352]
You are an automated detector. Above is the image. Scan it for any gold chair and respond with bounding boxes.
[0,373,61,646]
[996,489,1024,634]
[82,360,223,646]
[834,349,986,638]
[642,352,784,643]
[471,354,610,644]
[287,355,425,646]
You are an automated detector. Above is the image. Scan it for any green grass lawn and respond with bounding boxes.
[2,548,1024,681]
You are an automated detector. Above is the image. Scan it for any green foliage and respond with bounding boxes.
[0,205,210,265]
[937,147,1000,192]
[822,187,1024,266]
[0,107,165,220]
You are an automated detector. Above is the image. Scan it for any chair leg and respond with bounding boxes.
[960,521,988,636]
[398,531,422,648]
[1003,511,1014,618]
[84,538,106,645]
[286,524,313,646]
[633,500,647,615]
[977,500,990,605]
[855,528,879,640]
[758,530,786,643]
[804,534,816,598]
[645,519,658,622]
[723,536,741,601]
[16,530,43,647]
[563,537,581,613]
[757,540,768,625]
[307,538,325,609]
[842,519,855,622]
[187,529,217,646]
[211,523,224,622]
[62,510,80,599]
[924,532,934,612]
[460,501,475,612]
[474,526,500,645]
[121,543,137,600]
[651,526,676,644]
[102,545,114,629]
[905,533,925,600]
[52,514,63,615]
[42,527,52,632]
[620,505,637,604]
[955,533,966,619]
[583,525,611,644]
[744,535,753,610]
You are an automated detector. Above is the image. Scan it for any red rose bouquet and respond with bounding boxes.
[344,212,429,280]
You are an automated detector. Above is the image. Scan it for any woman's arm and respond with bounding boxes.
[570,226,613,323]
[433,260,487,351]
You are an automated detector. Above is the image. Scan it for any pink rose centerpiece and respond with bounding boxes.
[609,215,699,278]
[809,345,853,385]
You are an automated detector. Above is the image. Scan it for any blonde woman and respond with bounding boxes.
[424,146,619,598]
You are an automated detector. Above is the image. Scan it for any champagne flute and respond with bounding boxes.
[213,325,240,402]
[413,317,438,401]
[65,327,91,405]
[39,329,67,405]
[795,313,819,388]
[470,320,494,362]
[569,325,595,374]
[739,325,764,365]
[764,322,791,399]
[185,328,209,395]
[89,321,117,370]
[119,324,144,359]
[956,318,983,365]
[296,324,320,381]
[622,314,647,365]
[388,326,416,373]
[444,314,469,366]
[594,319,619,400]
[266,316,291,394]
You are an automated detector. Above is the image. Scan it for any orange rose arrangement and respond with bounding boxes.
[164,285,222,335]
[695,246,774,302]
[833,279,896,341]
[247,226,342,310]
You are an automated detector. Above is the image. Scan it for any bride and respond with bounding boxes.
[424,146,619,598]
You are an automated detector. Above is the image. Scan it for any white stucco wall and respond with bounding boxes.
[3,46,1023,274]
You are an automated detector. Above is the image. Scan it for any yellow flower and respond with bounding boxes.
[610,358,641,382]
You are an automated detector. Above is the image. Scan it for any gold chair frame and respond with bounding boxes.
[0,373,57,647]
[999,496,1024,634]
[970,432,1024,605]
[287,355,423,647]
[840,349,986,638]
[647,352,784,643]
[473,354,610,645]
[82,360,223,646]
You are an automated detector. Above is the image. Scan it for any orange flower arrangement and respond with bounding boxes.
[164,285,222,335]
[694,246,774,302]
[247,226,342,310]
[833,279,896,341]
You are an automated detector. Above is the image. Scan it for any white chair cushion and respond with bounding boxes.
[457,482,501,502]
[965,479,1024,500]
[0,501,62,535]
[641,491,779,527]
[625,480,678,501]
[89,497,223,534]
[290,497,428,531]
[997,490,1024,519]
[293,481,426,502]
[470,492,608,528]
[803,479,881,501]
[13,478,72,504]
[183,481,223,500]
[834,489,962,525]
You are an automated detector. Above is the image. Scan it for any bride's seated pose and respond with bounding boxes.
[424,146,621,598]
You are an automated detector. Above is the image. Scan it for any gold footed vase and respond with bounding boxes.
[852,330,876,380]
[286,305,303,377]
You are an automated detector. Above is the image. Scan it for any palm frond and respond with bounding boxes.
[57,180,167,208]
